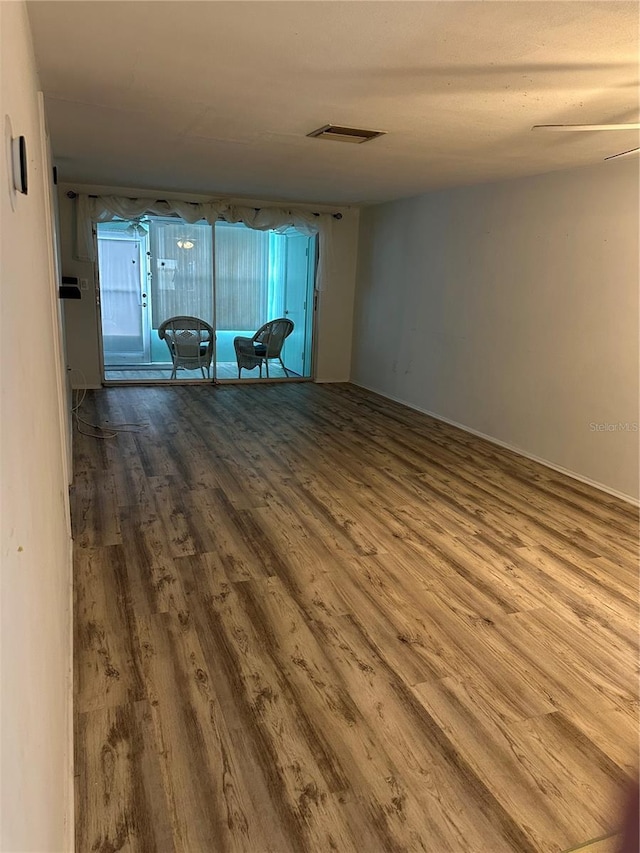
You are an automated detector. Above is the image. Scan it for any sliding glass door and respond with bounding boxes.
[214,223,316,380]
[147,218,214,368]
[98,217,214,381]
[97,216,316,383]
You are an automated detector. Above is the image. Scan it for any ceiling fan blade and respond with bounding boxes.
[604,147,640,161]
[532,123,640,132]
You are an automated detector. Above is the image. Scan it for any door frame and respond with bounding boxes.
[95,217,316,385]
[309,235,320,382]
[280,231,316,379]
[305,234,318,380]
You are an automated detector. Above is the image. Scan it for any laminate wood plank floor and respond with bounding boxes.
[71,383,639,853]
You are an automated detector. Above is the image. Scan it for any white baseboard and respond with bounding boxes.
[351,381,639,507]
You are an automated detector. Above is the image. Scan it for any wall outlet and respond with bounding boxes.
[80,279,88,290]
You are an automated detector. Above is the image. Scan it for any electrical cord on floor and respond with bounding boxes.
[70,369,148,439]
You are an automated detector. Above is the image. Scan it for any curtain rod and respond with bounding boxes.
[65,190,343,220]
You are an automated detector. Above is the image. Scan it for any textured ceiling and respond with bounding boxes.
[27,1,640,205]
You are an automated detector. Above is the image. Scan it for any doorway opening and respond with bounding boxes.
[97,217,316,383]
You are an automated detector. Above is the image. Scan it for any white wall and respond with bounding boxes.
[57,187,101,387]
[0,3,73,850]
[58,183,360,387]
[314,208,360,382]
[352,159,639,501]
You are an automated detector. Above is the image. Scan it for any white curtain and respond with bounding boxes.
[213,225,290,331]
[148,219,213,328]
[74,193,335,290]
[214,223,268,330]
[97,237,141,339]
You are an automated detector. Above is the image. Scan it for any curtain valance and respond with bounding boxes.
[74,194,336,289]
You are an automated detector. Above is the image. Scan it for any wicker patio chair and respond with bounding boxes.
[158,316,214,379]
[233,318,294,378]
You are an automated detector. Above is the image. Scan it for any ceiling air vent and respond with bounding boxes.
[307,124,386,144]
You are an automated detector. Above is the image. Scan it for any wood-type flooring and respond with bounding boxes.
[71,383,639,853]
